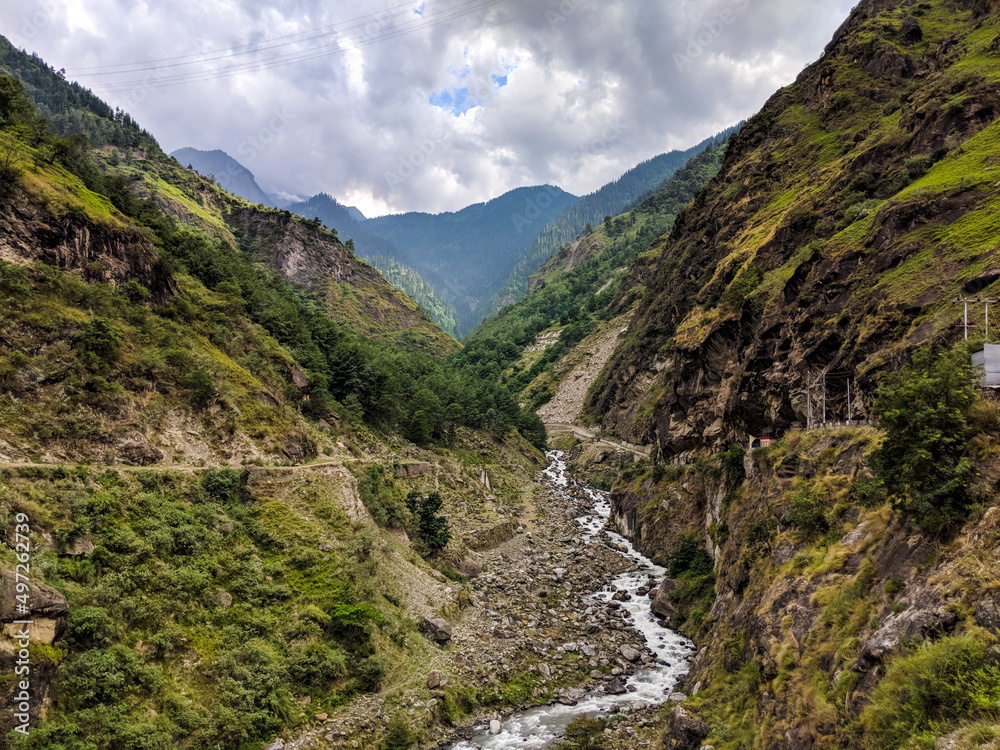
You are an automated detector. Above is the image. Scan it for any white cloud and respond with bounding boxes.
[2,0,857,216]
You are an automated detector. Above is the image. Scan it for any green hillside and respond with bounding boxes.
[457,139,731,407]
[486,128,741,319]
[591,0,1000,459]
[363,185,579,337]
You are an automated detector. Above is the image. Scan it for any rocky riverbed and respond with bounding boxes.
[276,452,690,750]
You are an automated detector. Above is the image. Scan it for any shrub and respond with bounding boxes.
[188,368,216,409]
[786,480,829,538]
[669,534,714,577]
[869,344,978,531]
[286,643,346,686]
[860,635,1000,749]
[78,316,124,362]
[381,717,419,750]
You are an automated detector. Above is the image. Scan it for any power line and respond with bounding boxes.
[83,0,507,93]
[72,2,431,73]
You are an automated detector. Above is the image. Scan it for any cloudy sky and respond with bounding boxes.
[5,0,857,216]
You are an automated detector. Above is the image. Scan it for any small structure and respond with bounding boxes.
[972,344,1000,387]
[749,436,777,450]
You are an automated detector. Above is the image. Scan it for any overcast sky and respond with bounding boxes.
[4,0,856,216]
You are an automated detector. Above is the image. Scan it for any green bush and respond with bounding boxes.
[869,344,978,531]
[286,643,347,686]
[860,635,1000,749]
[669,534,714,577]
[78,316,124,362]
[785,479,829,538]
[381,717,419,750]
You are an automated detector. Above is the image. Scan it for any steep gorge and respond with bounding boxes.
[590,0,1000,461]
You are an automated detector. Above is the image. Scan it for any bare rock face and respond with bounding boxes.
[975,597,1000,634]
[661,706,710,750]
[0,569,69,737]
[419,617,453,643]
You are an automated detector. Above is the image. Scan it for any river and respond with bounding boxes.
[449,451,693,749]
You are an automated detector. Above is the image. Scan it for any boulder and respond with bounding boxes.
[605,677,628,695]
[855,601,958,670]
[651,577,679,619]
[426,670,449,689]
[489,719,502,735]
[264,742,286,750]
[661,706,710,750]
[216,590,233,607]
[420,617,453,643]
[67,536,95,556]
[975,597,1000,633]
[538,663,551,679]
[620,646,641,662]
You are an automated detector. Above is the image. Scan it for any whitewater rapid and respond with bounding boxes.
[449,451,693,749]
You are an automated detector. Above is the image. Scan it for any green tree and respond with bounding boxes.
[407,491,451,552]
[870,344,978,531]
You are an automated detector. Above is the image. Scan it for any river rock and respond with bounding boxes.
[620,645,641,662]
[651,578,679,619]
[606,677,628,695]
[661,706,709,749]
[489,720,502,735]
[419,617,453,643]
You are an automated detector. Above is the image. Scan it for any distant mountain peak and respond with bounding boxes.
[170,147,275,207]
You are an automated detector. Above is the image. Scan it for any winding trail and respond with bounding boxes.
[537,318,652,460]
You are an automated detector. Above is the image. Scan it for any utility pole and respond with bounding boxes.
[822,373,827,426]
[807,384,812,429]
[847,378,853,422]
[958,297,978,340]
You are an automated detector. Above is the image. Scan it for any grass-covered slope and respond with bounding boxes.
[590,0,1000,459]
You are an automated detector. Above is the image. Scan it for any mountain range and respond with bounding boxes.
[6,2,1000,749]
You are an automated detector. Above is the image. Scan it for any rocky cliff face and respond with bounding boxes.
[226,207,458,356]
[591,0,1000,460]
[0,193,175,302]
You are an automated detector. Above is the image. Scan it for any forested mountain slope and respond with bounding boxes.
[457,139,731,413]
[590,0,1000,461]
[285,193,461,335]
[363,185,579,337]
[487,127,741,317]
[0,35,554,750]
